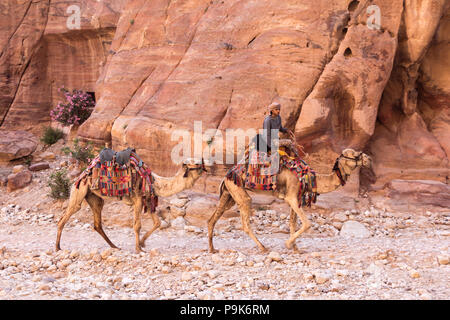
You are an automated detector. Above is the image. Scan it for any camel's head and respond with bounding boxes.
[182,158,207,179]
[333,149,372,185]
[337,149,372,170]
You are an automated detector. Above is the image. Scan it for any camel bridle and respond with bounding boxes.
[183,160,207,177]
[332,152,363,186]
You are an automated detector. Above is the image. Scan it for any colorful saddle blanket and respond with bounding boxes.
[98,160,132,197]
[280,156,317,207]
[226,150,318,207]
[75,149,158,213]
[245,150,279,190]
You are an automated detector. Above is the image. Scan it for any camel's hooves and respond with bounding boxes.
[209,248,218,254]
[139,242,146,248]
[259,246,268,253]
[285,240,293,250]
[136,247,146,254]
[292,246,303,254]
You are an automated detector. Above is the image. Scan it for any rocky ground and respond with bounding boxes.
[0,142,449,300]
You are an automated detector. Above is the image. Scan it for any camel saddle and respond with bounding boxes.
[226,139,317,207]
[99,147,138,166]
[75,148,158,212]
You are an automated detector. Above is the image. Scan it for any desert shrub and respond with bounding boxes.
[48,169,71,199]
[61,138,95,164]
[40,126,64,145]
[23,155,33,166]
[50,87,95,126]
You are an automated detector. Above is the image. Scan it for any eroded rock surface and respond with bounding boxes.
[0,0,449,195]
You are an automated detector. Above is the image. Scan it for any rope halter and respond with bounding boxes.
[332,152,363,186]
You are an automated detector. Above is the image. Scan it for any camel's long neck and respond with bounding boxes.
[315,171,344,194]
[151,171,197,197]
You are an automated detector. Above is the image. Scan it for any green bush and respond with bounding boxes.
[48,169,71,199]
[40,127,64,145]
[61,138,95,164]
[23,155,33,166]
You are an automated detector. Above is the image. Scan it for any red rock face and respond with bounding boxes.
[386,179,450,208]
[0,0,50,129]
[368,0,450,188]
[0,0,125,133]
[0,0,449,190]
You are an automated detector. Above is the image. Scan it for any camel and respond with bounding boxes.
[207,148,372,253]
[56,158,206,253]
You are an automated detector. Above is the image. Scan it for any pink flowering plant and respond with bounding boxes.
[50,87,95,126]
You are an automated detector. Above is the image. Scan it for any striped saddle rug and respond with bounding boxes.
[225,149,278,191]
[74,149,158,212]
[99,161,132,197]
[280,156,318,207]
[226,149,318,207]
[245,150,279,191]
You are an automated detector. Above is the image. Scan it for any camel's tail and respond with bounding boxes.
[219,178,226,197]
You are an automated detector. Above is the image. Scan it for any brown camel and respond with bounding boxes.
[56,158,206,253]
[207,148,372,253]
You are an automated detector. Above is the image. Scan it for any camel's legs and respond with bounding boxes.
[288,208,301,252]
[284,197,311,250]
[289,208,297,233]
[226,182,267,252]
[132,196,144,253]
[240,201,267,252]
[140,212,161,248]
[207,188,234,253]
[85,191,118,249]
[56,184,88,251]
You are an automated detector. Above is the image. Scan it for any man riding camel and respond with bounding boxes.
[262,102,298,156]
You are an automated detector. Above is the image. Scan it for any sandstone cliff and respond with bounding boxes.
[1,0,449,191]
[0,0,126,132]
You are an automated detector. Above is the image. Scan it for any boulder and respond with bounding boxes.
[35,152,56,161]
[0,131,37,162]
[29,162,50,172]
[185,196,218,218]
[386,179,450,208]
[387,179,450,194]
[339,221,371,238]
[12,165,25,174]
[169,198,189,208]
[267,251,282,262]
[0,175,8,186]
[169,206,186,218]
[171,217,187,230]
[437,255,449,265]
[7,170,33,192]
[332,212,348,223]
